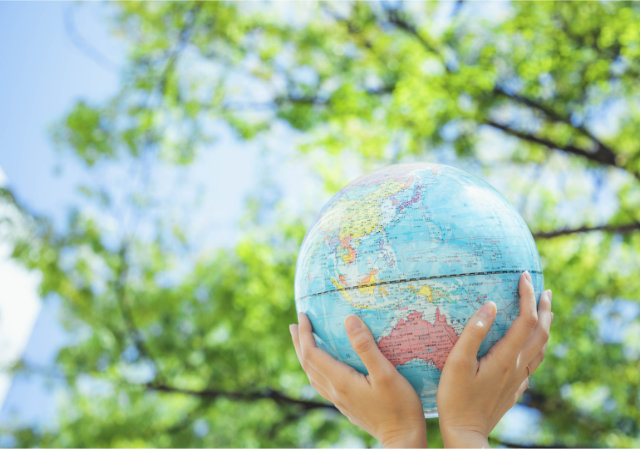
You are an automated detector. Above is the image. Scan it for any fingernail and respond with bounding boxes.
[289,324,296,336]
[297,312,305,322]
[479,301,494,317]
[476,302,494,327]
[524,271,532,283]
[345,315,362,333]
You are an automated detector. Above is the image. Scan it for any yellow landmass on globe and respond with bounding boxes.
[330,178,414,242]
[330,276,374,310]
[356,269,378,295]
[408,285,433,302]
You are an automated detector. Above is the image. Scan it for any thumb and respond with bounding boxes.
[344,315,395,379]
[448,302,497,367]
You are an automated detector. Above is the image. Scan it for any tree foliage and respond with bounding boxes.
[3,1,640,447]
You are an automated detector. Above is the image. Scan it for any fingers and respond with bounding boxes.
[491,272,538,363]
[524,309,554,377]
[521,289,552,364]
[446,301,497,371]
[290,324,328,384]
[526,345,545,374]
[344,315,397,383]
[296,312,355,382]
[514,375,530,401]
[289,323,332,399]
[298,312,319,356]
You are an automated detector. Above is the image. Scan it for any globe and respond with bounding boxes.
[294,162,543,417]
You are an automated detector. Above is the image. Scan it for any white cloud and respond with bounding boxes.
[0,166,7,187]
[0,240,42,407]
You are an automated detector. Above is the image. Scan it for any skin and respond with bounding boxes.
[290,271,553,448]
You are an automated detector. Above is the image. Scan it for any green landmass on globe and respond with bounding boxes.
[294,162,543,417]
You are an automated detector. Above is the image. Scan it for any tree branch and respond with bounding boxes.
[384,8,452,73]
[492,86,618,161]
[113,244,168,385]
[145,382,337,412]
[533,221,640,239]
[64,4,120,73]
[12,362,337,414]
[450,0,465,20]
[320,3,374,50]
[217,84,395,112]
[156,4,203,97]
[485,119,640,181]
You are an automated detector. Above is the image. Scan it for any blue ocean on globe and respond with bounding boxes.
[294,162,543,417]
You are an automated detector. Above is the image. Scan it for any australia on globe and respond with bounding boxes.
[294,162,543,417]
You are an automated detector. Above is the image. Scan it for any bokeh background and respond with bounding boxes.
[1,1,639,447]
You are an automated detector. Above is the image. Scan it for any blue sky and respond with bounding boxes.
[0,2,121,227]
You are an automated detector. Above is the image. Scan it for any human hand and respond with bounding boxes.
[290,312,427,448]
[437,271,553,448]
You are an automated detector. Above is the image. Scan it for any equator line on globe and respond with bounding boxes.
[294,162,543,417]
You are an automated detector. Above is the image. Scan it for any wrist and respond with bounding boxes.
[441,426,489,448]
[380,425,427,448]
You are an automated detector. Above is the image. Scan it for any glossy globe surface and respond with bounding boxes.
[294,163,543,417]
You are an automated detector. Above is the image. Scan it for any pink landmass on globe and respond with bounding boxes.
[377,308,459,370]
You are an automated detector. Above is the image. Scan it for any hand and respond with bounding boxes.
[437,271,553,448]
[290,312,427,448]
